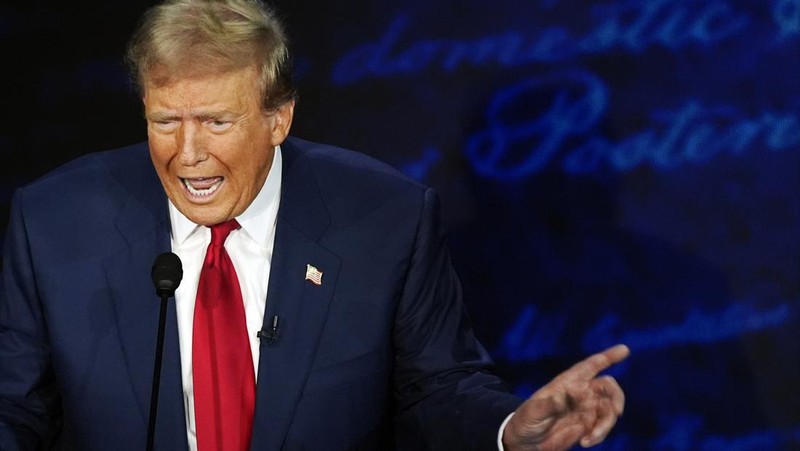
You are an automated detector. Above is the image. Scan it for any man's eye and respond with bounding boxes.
[207,120,233,131]
[153,121,179,132]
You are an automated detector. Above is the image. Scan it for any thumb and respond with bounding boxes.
[504,393,573,449]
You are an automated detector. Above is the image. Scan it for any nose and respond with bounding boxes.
[176,122,207,166]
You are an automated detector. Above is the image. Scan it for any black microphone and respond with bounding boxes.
[257,315,280,346]
[147,252,183,451]
[151,252,183,297]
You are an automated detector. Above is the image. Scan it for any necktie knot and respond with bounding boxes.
[210,219,240,247]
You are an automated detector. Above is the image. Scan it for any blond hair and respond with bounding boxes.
[126,0,296,109]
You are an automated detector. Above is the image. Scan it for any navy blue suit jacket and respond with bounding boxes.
[0,138,521,450]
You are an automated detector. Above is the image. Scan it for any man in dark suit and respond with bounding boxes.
[0,0,628,450]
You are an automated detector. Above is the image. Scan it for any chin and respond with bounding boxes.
[175,204,224,227]
[191,214,229,227]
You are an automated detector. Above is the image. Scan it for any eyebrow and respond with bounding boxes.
[146,110,237,122]
[145,111,180,122]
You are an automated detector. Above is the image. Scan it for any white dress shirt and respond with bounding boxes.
[169,146,282,451]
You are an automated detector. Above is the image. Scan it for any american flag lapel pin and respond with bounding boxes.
[305,264,323,286]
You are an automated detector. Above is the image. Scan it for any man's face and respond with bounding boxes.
[144,66,294,226]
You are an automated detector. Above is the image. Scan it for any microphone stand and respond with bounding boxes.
[147,292,170,451]
[148,251,181,451]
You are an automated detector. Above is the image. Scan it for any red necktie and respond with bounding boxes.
[193,220,255,451]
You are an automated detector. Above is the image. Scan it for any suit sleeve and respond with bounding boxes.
[392,187,523,450]
[0,189,61,450]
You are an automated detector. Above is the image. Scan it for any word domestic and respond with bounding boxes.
[333,0,749,84]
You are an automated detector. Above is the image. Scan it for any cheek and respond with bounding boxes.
[149,152,176,185]
[148,138,175,167]
[221,138,261,176]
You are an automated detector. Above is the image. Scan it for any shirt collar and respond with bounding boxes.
[169,145,283,247]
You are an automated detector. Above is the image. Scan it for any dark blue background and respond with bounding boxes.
[2,1,798,449]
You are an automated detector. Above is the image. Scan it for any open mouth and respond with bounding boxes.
[181,177,224,198]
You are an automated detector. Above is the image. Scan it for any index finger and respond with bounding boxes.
[558,344,630,383]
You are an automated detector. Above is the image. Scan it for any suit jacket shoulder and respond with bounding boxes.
[281,137,427,228]
[15,142,165,260]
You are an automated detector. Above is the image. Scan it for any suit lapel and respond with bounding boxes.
[250,140,342,450]
[103,145,188,450]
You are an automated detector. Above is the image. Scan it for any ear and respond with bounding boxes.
[269,99,295,145]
